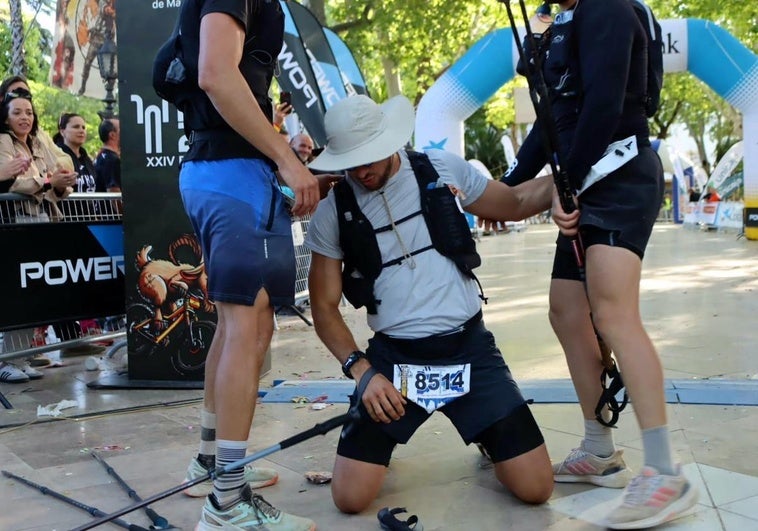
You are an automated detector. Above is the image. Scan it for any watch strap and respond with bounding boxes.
[341,350,366,379]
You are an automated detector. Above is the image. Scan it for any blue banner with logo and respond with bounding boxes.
[323,28,369,97]
[285,1,347,108]
[278,0,329,145]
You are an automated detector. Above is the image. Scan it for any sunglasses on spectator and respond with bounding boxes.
[3,89,33,104]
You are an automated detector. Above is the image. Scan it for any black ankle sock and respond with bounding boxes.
[197,453,215,470]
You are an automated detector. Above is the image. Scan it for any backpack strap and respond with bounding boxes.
[333,180,383,314]
[406,150,487,304]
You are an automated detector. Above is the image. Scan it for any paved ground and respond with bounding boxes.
[1,223,756,530]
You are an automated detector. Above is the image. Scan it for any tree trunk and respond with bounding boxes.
[9,0,27,76]
[382,57,402,97]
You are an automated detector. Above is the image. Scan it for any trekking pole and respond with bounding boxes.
[499,0,627,426]
[70,412,351,531]
[1,470,150,531]
[91,451,179,530]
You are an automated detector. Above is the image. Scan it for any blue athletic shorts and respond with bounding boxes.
[179,158,295,306]
[337,316,544,465]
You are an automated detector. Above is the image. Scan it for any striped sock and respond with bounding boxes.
[213,439,247,508]
[197,410,216,469]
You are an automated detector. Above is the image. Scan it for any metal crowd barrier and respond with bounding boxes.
[275,213,313,328]
[0,192,123,224]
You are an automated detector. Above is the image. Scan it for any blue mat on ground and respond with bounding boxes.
[259,378,758,406]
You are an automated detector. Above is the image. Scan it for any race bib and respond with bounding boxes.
[393,363,471,413]
[577,135,638,196]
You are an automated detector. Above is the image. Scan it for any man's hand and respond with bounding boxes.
[551,185,580,236]
[277,159,319,216]
[353,361,406,423]
[273,102,292,128]
[316,173,343,199]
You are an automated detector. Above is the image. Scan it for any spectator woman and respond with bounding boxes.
[55,113,97,193]
[0,89,75,221]
[0,90,77,382]
[0,75,73,173]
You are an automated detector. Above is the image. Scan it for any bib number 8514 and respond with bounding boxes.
[415,371,465,392]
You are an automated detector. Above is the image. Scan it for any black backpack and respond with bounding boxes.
[630,0,664,117]
[152,14,194,106]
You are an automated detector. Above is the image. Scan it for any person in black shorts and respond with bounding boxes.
[171,1,319,530]
[305,95,556,515]
[503,1,698,529]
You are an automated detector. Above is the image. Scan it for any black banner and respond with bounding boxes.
[286,1,346,109]
[746,208,758,227]
[0,222,124,330]
[117,2,213,381]
[278,1,328,145]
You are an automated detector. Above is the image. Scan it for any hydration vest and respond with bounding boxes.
[333,151,484,315]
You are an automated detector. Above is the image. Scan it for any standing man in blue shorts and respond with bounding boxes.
[504,1,698,528]
[305,94,557,515]
[174,1,319,529]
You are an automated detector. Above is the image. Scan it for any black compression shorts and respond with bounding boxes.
[552,146,664,280]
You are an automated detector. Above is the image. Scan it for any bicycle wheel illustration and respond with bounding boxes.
[126,303,157,357]
[172,320,215,374]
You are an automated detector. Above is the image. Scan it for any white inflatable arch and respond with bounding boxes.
[415,19,758,239]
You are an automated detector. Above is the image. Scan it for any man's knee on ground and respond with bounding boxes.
[498,464,554,504]
[478,406,552,503]
[331,456,386,514]
[332,487,373,514]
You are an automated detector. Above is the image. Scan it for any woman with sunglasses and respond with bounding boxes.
[0,89,76,220]
[0,88,78,382]
[0,76,74,173]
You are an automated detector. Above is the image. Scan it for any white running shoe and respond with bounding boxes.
[184,456,279,498]
[17,361,43,380]
[552,444,633,488]
[604,464,699,529]
[0,362,30,383]
[197,485,315,531]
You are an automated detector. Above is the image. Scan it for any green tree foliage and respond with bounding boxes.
[0,7,52,81]
[1,3,105,157]
[324,0,519,104]
[322,0,543,157]
[645,0,753,169]
[320,1,753,169]
[464,107,508,177]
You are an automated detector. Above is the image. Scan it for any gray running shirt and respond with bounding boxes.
[305,149,488,338]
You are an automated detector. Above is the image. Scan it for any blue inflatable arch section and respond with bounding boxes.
[415,19,758,238]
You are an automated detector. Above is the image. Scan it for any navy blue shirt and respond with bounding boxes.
[504,0,650,190]
[94,148,120,191]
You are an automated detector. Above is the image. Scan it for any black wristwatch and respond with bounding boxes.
[341,350,366,379]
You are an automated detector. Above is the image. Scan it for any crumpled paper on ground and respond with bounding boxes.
[37,399,78,418]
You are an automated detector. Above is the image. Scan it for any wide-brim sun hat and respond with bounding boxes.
[308,95,415,171]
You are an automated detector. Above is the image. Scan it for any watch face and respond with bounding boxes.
[342,351,364,378]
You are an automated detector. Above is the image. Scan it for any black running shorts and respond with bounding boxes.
[336,319,544,466]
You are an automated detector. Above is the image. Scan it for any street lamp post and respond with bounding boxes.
[97,30,118,120]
